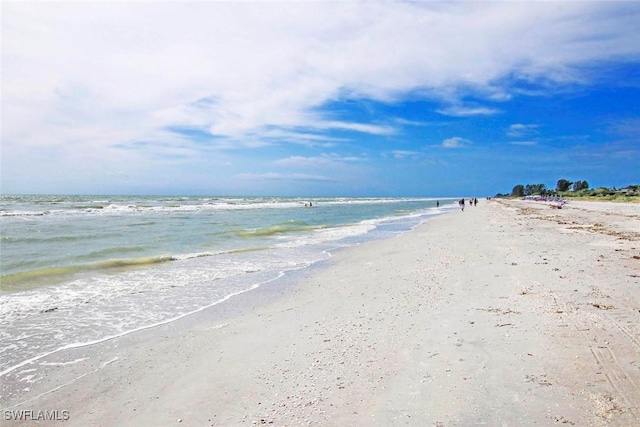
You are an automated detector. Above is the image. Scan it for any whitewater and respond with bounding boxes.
[0,195,457,392]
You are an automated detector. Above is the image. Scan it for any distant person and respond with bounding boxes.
[459,198,465,211]
[474,198,477,206]
[436,200,439,208]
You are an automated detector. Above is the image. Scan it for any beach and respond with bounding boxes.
[2,199,639,426]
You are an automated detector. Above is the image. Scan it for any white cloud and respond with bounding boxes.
[314,121,395,135]
[276,155,335,169]
[393,118,430,127]
[507,124,540,138]
[3,1,640,189]
[442,137,470,149]
[436,105,501,117]
[392,150,421,160]
[262,130,345,147]
[274,153,365,169]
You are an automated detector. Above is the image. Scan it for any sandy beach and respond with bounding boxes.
[3,199,639,426]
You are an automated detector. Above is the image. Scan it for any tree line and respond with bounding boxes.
[510,179,589,197]
[496,179,639,198]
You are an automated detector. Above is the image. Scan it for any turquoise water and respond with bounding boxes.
[0,195,457,386]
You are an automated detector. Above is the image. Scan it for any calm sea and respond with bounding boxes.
[0,195,456,393]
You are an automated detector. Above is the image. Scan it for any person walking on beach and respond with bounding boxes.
[459,198,465,211]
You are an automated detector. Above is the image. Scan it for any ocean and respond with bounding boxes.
[0,195,456,397]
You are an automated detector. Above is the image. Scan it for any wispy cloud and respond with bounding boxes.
[442,137,470,149]
[259,129,345,148]
[607,117,640,139]
[392,150,422,160]
[437,105,501,117]
[236,172,338,183]
[313,121,395,135]
[275,154,362,169]
[393,118,451,127]
[507,124,540,138]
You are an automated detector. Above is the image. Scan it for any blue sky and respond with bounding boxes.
[2,2,639,197]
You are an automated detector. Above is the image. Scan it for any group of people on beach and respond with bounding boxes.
[459,198,478,211]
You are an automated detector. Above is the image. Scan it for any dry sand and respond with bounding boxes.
[2,199,639,426]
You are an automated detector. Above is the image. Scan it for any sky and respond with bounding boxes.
[2,1,640,197]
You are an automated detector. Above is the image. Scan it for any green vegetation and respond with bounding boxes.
[496,180,640,202]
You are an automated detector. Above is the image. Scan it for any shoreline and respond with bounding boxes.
[2,199,639,426]
[0,197,449,379]
[0,203,455,388]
